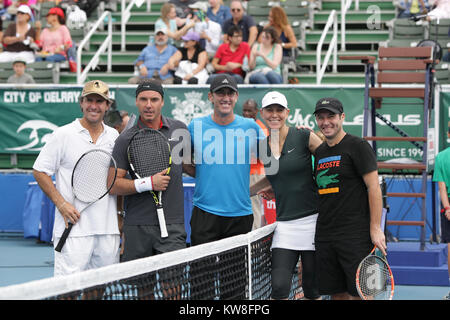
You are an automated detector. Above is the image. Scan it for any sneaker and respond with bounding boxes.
[444,292,450,300]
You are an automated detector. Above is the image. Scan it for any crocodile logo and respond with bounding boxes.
[316,169,339,189]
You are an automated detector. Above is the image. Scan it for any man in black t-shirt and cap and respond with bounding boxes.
[313,97,386,300]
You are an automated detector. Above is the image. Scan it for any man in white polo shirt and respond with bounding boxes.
[33,80,120,276]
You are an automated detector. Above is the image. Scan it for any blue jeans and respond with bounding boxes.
[36,54,67,63]
[207,72,244,84]
[249,71,283,84]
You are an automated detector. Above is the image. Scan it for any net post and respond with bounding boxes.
[247,235,253,300]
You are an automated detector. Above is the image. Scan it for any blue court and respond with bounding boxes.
[0,234,448,300]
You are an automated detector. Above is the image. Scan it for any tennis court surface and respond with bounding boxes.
[0,226,448,300]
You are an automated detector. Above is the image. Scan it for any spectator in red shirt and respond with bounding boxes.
[207,25,249,84]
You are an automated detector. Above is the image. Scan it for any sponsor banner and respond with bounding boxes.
[438,90,450,152]
[0,86,442,163]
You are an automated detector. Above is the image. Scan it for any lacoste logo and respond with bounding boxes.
[321,100,330,104]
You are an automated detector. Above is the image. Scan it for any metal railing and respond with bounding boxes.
[77,11,113,85]
[316,10,338,84]
[341,0,359,51]
[121,0,152,51]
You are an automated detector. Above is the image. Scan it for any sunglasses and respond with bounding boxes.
[231,8,241,12]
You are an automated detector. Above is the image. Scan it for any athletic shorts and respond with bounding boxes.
[315,237,373,297]
[190,206,254,246]
[121,224,187,262]
[54,234,120,276]
[441,202,450,243]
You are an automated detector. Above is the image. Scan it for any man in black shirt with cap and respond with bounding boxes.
[313,97,386,300]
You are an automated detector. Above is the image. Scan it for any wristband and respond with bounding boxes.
[134,176,153,193]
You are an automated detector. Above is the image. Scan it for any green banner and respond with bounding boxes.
[438,89,450,152]
[0,85,444,164]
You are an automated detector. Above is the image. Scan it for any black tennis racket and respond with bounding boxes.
[355,246,395,300]
[54,149,118,252]
[128,128,171,238]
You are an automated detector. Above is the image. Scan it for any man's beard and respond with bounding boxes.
[155,39,167,46]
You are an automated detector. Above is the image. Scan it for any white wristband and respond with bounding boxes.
[134,177,153,193]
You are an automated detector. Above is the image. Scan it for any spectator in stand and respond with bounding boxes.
[0,4,37,64]
[207,25,250,84]
[426,0,450,20]
[222,0,257,48]
[169,0,195,26]
[64,0,101,18]
[35,7,72,63]
[267,6,297,58]
[155,2,195,45]
[7,59,35,83]
[246,26,283,84]
[3,0,37,21]
[168,30,209,84]
[395,0,429,18]
[207,0,232,29]
[128,28,178,85]
[189,1,222,59]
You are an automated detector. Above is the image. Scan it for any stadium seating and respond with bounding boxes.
[0,61,60,83]
[21,0,444,85]
[386,18,426,48]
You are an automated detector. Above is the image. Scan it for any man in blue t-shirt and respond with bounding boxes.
[185,73,264,245]
[184,73,264,299]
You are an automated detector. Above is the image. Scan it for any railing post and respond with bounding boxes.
[77,11,112,84]
[107,11,112,73]
[121,0,127,52]
[333,13,337,73]
[316,10,337,84]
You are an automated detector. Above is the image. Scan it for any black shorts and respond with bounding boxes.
[315,237,372,297]
[190,206,254,246]
[121,224,187,262]
[441,202,450,243]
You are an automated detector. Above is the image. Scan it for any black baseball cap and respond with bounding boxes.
[210,74,238,93]
[313,97,343,114]
[136,79,164,98]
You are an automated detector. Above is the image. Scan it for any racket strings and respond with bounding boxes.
[358,256,392,300]
[72,151,114,202]
[129,131,171,177]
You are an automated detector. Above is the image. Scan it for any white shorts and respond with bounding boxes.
[53,234,120,276]
[271,213,318,251]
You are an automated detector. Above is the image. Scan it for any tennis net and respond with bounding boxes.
[0,223,302,300]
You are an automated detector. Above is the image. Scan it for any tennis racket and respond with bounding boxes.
[54,149,118,252]
[127,128,171,238]
[356,246,395,300]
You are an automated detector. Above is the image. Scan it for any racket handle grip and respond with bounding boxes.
[55,222,73,252]
[157,208,168,238]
